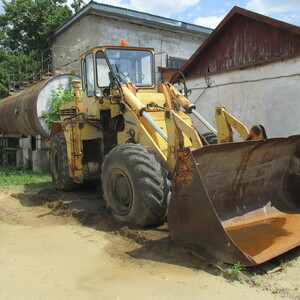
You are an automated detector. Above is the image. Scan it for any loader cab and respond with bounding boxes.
[81,46,155,94]
[80,45,155,118]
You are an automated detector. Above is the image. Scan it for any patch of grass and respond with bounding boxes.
[231,261,245,277]
[0,166,52,189]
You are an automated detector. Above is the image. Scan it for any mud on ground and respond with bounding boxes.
[0,185,299,299]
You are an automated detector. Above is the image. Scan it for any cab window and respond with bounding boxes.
[85,53,95,97]
[96,51,111,87]
[105,49,153,87]
[81,58,85,91]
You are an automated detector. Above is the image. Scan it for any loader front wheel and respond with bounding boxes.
[51,132,79,191]
[101,143,170,227]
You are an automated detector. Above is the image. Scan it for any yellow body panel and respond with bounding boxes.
[58,120,102,183]
[137,93,167,108]
[215,107,249,143]
[63,122,83,183]
[118,105,166,163]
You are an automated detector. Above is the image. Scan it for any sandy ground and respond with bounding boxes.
[0,186,299,300]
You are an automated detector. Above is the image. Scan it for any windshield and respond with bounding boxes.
[105,49,153,87]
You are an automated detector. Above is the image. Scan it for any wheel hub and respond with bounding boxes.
[53,149,61,181]
[109,169,133,215]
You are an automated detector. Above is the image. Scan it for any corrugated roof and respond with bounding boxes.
[179,6,300,79]
[49,1,213,40]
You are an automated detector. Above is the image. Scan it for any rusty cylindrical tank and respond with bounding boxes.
[0,75,80,138]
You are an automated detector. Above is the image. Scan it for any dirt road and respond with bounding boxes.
[0,186,299,299]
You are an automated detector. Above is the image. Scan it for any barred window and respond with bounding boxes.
[167,57,187,68]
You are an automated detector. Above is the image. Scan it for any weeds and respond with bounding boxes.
[231,262,245,277]
[41,77,81,129]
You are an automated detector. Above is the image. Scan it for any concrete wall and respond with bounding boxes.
[0,135,50,173]
[185,56,300,138]
[52,15,206,82]
[51,16,90,75]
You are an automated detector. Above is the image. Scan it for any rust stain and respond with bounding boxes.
[226,213,300,261]
[175,150,195,187]
[227,217,288,256]
[246,125,267,141]
[240,150,251,167]
[0,79,49,137]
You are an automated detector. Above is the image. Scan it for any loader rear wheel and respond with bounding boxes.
[101,143,170,227]
[51,132,79,191]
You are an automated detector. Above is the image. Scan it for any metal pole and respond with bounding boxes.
[191,109,217,135]
[142,111,168,142]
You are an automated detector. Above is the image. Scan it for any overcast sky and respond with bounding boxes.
[0,0,299,29]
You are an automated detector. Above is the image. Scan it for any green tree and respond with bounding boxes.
[0,0,73,98]
[0,49,42,98]
[0,0,72,54]
[71,0,85,13]
[0,50,10,98]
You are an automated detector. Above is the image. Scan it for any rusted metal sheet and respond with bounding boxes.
[0,80,48,137]
[168,135,300,266]
[180,7,300,78]
[158,67,181,83]
[0,75,79,138]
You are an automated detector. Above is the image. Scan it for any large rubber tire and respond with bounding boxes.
[202,132,218,145]
[101,143,170,227]
[51,132,79,191]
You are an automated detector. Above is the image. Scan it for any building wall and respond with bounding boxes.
[185,56,300,138]
[52,16,91,75]
[52,15,206,82]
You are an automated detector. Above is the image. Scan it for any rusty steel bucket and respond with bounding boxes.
[168,135,300,266]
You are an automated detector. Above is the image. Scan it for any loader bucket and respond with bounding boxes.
[168,135,300,266]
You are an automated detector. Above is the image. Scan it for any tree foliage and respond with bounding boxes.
[71,0,85,13]
[0,49,41,98]
[0,0,72,54]
[0,0,83,99]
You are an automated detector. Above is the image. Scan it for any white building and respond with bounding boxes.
[48,1,212,82]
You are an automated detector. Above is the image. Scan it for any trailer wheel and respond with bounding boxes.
[51,132,79,191]
[101,143,170,227]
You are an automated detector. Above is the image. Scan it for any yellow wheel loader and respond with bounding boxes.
[49,44,300,266]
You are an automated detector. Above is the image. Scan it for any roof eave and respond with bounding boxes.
[48,1,212,42]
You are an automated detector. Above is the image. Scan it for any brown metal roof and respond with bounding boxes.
[179,6,300,79]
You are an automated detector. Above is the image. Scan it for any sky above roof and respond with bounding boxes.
[0,0,299,29]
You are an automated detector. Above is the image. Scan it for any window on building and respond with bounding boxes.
[167,57,187,68]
